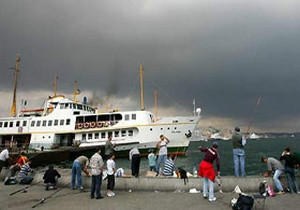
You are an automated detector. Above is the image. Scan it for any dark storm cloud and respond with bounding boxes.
[1,0,300,131]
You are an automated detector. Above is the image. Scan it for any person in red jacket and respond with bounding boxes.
[198,142,220,202]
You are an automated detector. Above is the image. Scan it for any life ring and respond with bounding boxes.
[77,123,83,129]
[90,121,96,128]
[96,121,103,128]
[84,122,90,129]
[104,121,109,127]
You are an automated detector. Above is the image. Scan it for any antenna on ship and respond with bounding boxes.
[10,53,21,117]
[139,64,145,111]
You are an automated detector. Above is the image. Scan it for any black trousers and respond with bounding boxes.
[131,154,141,177]
[107,174,115,191]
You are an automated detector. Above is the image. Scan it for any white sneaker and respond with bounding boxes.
[209,197,217,202]
[203,194,208,199]
[107,192,115,197]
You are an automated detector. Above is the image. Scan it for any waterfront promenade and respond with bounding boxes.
[1,168,300,209]
[1,182,300,210]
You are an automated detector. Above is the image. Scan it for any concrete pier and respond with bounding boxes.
[1,168,300,210]
[1,168,294,193]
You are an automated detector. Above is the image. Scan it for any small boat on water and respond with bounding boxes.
[0,55,201,165]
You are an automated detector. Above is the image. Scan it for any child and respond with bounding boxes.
[148,149,156,171]
[106,154,116,197]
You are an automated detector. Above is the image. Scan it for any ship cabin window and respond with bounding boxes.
[73,111,80,115]
[4,122,8,127]
[88,133,92,139]
[31,121,35,127]
[36,121,41,127]
[95,133,99,139]
[125,114,129,121]
[82,134,86,140]
[73,103,76,109]
[60,104,64,109]
[101,132,106,139]
[66,119,71,125]
[48,120,52,126]
[42,120,47,127]
[16,121,20,127]
[65,103,69,109]
[115,131,119,137]
[0,122,3,127]
[9,122,13,127]
[60,119,64,126]
[23,121,27,126]
[121,130,126,137]
[83,106,87,111]
[128,130,133,137]
[174,127,177,130]
[132,114,136,120]
[108,132,112,138]
[54,120,59,126]
[77,104,83,110]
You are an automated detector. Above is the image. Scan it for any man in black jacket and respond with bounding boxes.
[43,165,61,190]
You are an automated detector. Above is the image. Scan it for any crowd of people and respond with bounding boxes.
[1,129,299,202]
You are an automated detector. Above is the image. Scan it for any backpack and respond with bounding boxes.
[266,185,276,197]
[232,194,254,210]
[259,181,267,196]
[178,167,188,185]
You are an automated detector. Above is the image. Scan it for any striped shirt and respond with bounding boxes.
[18,163,32,179]
[163,158,175,176]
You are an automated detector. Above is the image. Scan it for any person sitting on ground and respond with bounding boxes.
[261,156,285,195]
[163,155,176,176]
[4,152,28,185]
[43,165,61,190]
[17,161,34,184]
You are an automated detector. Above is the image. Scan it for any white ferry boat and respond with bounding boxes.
[0,56,201,157]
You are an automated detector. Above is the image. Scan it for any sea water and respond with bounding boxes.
[115,137,300,176]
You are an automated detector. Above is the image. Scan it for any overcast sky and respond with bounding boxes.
[1,0,300,132]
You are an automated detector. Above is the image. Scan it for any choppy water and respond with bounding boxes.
[115,137,300,176]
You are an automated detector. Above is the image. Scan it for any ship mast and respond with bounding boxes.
[154,89,158,121]
[10,53,20,117]
[73,80,78,103]
[139,64,145,111]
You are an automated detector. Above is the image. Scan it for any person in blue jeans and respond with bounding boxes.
[231,127,246,177]
[90,148,104,199]
[261,156,285,195]
[280,147,299,194]
[71,156,90,191]
[155,135,170,175]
